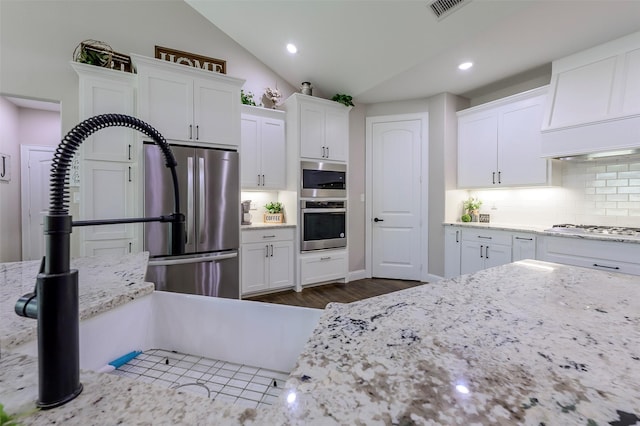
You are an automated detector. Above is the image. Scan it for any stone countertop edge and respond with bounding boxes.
[241,223,296,230]
[443,221,640,244]
[0,252,152,351]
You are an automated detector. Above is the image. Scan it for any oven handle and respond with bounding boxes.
[301,208,346,213]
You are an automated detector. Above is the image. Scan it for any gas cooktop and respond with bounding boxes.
[546,224,640,239]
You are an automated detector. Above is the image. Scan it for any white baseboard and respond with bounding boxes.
[424,273,444,283]
[348,269,367,282]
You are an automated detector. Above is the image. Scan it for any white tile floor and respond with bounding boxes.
[110,349,289,408]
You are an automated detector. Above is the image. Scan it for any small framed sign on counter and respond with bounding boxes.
[154,46,226,74]
[0,152,10,182]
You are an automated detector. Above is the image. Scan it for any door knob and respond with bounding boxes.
[374,217,384,222]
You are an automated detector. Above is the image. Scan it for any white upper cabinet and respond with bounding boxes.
[240,105,286,189]
[540,31,640,157]
[284,93,350,162]
[458,86,555,188]
[132,54,245,147]
[72,62,136,162]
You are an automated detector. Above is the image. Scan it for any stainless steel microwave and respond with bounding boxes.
[300,161,346,198]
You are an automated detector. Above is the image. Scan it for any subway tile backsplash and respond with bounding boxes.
[465,157,640,227]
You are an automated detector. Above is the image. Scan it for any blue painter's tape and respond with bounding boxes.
[108,350,142,368]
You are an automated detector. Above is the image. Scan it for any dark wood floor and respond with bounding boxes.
[245,278,425,309]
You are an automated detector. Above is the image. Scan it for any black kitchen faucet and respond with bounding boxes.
[14,114,186,409]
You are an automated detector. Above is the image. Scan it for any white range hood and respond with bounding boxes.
[540,31,640,159]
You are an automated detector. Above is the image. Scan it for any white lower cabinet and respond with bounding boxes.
[512,233,536,261]
[300,250,347,287]
[538,236,640,276]
[444,226,462,279]
[460,228,512,275]
[241,228,294,296]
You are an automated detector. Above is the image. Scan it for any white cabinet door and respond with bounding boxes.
[240,112,286,190]
[141,69,193,141]
[512,234,536,261]
[268,240,294,290]
[444,227,462,278]
[498,94,548,186]
[299,102,325,159]
[194,78,239,146]
[241,243,270,294]
[240,115,261,188]
[457,111,497,188]
[83,239,135,257]
[260,118,286,189]
[80,161,136,241]
[325,108,348,162]
[80,76,136,162]
[484,243,512,269]
[460,241,484,275]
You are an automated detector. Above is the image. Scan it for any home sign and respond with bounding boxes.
[155,46,226,74]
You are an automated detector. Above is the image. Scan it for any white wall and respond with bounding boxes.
[348,105,366,273]
[0,98,21,262]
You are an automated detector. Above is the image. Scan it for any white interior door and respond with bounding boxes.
[371,118,423,280]
[20,145,55,261]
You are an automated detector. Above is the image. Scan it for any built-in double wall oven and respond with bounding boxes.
[300,200,346,251]
[299,160,347,251]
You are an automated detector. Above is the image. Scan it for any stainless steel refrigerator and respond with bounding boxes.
[144,142,240,299]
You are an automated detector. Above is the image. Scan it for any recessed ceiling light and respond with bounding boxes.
[286,43,298,54]
[458,62,473,70]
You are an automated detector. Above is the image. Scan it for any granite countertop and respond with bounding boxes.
[444,221,640,244]
[241,223,296,230]
[2,259,639,424]
[0,252,152,351]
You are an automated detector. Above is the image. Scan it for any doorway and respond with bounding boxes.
[365,113,428,281]
[20,145,55,260]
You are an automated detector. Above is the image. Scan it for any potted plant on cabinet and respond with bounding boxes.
[462,197,482,222]
[264,202,284,223]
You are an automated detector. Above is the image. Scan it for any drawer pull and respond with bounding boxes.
[478,236,492,240]
[593,263,620,270]
[515,237,533,241]
[262,235,276,239]
[320,256,331,261]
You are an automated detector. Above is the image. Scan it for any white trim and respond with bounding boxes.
[20,144,55,261]
[365,113,429,282]
[348,269,367,282]
[425,273,444,283]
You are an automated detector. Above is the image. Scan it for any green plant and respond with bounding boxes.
[1,403,16,426]
[332,93,354,107]
[463,197,482,212]
[461,214,471,222]
[241,90,256,106]
[264,202,283,214]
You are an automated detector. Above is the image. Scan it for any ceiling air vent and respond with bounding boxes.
[429,0,470,19]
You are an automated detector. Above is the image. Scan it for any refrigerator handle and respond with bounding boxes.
[187,157,194,245]
[199,157,206,242]
[149,252,238,267]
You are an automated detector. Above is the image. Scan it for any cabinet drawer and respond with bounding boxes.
[461,228,511,246]
[241,228,294,244]
[541,236,640,276]
[300,251,347,286]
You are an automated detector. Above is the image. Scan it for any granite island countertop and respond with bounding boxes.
[2,260,640,425]
[0,252,152,351]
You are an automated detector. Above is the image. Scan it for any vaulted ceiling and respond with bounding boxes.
[186,0,640,104]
